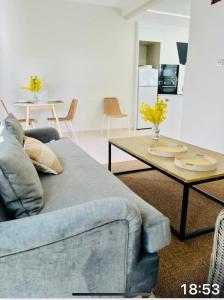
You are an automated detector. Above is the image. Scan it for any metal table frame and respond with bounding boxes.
[108,141,224,241]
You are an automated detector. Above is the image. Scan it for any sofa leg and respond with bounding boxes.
[138,292,155,298]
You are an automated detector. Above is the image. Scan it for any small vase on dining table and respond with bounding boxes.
[152,124,160,140]
[139,96,168,142]
[32,92,39,103]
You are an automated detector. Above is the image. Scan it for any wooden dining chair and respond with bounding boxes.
[48,99,79,142]
[0,99,9,116]
[101,97,130,137]
[0,99,37,128]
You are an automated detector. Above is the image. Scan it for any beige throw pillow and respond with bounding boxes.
[24,137,63,175]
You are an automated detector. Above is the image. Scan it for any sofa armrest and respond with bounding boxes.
[0,197,141,258]
[25,127,60,143]
[0,197,161,297]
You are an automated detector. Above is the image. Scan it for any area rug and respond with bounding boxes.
[111,160,224,298]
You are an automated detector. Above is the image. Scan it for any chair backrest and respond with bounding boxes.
[66,99,78,121]
[103,97,122,116]
[0,99,9,116]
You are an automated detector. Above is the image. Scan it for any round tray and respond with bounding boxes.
[174,153,217,172]
[148,142,188,158]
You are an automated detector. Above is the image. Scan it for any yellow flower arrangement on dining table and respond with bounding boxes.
[140,96,169,140]
[22,75,43,93]
[140,96,168,126]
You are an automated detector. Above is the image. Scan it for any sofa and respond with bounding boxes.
[0,127,171,298]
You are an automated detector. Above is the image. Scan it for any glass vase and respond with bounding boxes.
[32,92,39,103]
[152,125,160,140]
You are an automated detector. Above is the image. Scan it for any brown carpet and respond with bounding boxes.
[112,160,224,298]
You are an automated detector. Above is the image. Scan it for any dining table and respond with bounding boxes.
[14,100,64,137]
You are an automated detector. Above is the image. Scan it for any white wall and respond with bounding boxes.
[181,0,224,152]
[0,0,136,130]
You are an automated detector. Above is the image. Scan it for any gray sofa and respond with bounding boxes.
[0,128,171,298]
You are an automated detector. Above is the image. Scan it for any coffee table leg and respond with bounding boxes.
[179,184,190,240]
[108,142,112,171]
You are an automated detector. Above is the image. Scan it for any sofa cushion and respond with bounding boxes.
[40,138,171,253]
[2,113,24,144]
[0,134,44,219]
[24,137,63,175]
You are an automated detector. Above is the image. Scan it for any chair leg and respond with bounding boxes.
[101,115,106,135]
[62,122,67,135]
[107,117,111,138]
[65,121,70,137]
[127,116,131,136]
[68,121,79,144]
[48,120,55,129]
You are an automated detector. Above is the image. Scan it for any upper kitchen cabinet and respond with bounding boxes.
[139,41,161,68]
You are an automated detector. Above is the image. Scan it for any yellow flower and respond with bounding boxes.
[22,76,42,93]
[139,96,168,126]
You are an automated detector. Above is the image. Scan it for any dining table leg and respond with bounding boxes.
[25,105,30,129]
[51,105,62,137]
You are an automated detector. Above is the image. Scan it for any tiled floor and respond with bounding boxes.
[65,128,152,164]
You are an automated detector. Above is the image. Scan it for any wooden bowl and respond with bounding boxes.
[174,153,217,172]
[148,142,188,158]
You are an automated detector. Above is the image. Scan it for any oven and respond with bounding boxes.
[158,64,179,95]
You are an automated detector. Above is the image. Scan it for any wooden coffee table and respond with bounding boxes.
[108,135,224,241]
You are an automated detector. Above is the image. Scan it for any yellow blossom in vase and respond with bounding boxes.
[140,96,168,140]
[140,96,168,126]
[22,76,43,93]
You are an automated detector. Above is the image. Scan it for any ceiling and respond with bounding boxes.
[66,0,136,9]
[66,0,191,18]
[147,0,191,16]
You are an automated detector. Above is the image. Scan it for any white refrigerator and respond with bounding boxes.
[137,66,159,129]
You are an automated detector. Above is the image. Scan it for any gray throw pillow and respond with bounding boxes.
[0,134,44,219]
[2,113,24,144]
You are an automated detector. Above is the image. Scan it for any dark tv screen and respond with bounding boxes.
[177,42,188,65]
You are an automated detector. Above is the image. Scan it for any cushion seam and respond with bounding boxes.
[0,219,129,258]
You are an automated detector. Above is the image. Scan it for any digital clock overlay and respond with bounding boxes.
[181,284,220,296]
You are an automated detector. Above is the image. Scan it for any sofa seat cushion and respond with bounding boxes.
[40,138,171,253]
